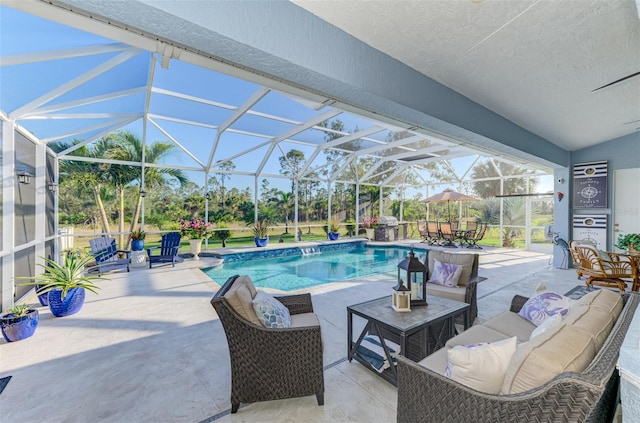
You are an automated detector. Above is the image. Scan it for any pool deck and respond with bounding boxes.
[0,241,597,422]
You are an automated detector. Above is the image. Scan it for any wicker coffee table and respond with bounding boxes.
[347,295,469,385]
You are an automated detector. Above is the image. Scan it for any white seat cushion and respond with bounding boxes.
[290,312,320,328]
[483,311,537,342]
[418,347,449,375]
[446,325,510,348]
[426,283,466,303]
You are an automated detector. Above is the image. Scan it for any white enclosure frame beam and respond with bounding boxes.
[10,49,141,118]
[206,86,271,172]
[255,109,341,176]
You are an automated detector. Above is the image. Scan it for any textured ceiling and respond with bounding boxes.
[293,0,640,151]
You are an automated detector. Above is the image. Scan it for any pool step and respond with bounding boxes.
[300,247,321,256]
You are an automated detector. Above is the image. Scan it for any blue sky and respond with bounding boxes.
[1,5,552,199]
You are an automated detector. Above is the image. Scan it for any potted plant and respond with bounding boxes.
[345,218,356,237]
[328,219,340,241]
[253,220,269,247]
[362,216,379,240]
[19,255,105,317]
[616,233,640,253]
[214,222,232,248]
[1,304,39,342]
[129,229,146,251]
[180,217,214,260]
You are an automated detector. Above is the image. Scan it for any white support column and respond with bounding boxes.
[499,179,504,247]
[294,177,299,242]
[355,182,360,232]
[327,179,333,237]
[458,184,463,223]
[53,156,60,259]
[254,176,259,223]
[399,186,404,221]
[35,140,46,264]
[2,120,16,311]
[425,185,430,220]
[379,186,383,217]
[204,172,209,249]
[140,117,147,230]
[525,176,532,250]
[327,180,332,236]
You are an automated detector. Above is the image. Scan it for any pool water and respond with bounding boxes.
[203,246,428,291]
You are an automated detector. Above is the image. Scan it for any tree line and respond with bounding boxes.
[52,122,547,247]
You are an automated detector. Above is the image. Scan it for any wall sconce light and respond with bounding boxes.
[16,170,33,184]
[205,192,211,201]
[47,182,58,192]
[140,189,146,198]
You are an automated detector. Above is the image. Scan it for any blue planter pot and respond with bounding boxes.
[1,309,39,342]
[48,287,86,317]
[328,232,340,241]
[254,237,269,247]
[131,240,144,251]
[36,284,49,306]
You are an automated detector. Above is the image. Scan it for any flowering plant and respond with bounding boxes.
[362,216,380,229]
[129,230,146,240]
[179,218,214,240]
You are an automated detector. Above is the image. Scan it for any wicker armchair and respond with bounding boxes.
[606,251,640,291]
[210,275,324,413]
[569,242,632,292]
[396,293,639,423]
[424,250,486,328]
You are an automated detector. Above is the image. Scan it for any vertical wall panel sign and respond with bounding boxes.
[572,161,608,208]
[572,214,607,249]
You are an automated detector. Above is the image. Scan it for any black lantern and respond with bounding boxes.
[397,246,427,306]
[16,170,33,184]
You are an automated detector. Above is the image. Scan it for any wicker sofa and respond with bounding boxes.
[210,275,324,413]
[397,289,639,422]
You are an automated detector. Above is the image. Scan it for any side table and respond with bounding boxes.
[347,295,469,385]
[131,250,147,268]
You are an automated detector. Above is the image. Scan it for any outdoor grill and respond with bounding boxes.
[375,216,399,241]
[380,216,398,226]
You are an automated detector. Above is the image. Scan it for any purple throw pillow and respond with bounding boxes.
[518,292,574,326]
[429,258,463,287]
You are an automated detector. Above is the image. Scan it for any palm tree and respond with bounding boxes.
[273,190,294,234]
[105,131,188,247]
[210,160,235,210]
[54,139,116,235]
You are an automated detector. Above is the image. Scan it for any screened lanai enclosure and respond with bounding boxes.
[1,4,555,309]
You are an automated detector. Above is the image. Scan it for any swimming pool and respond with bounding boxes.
[203,245,428,291]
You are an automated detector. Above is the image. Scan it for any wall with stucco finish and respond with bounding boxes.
[570,132,640,250]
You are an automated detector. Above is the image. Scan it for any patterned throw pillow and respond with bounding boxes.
[252,291,291,329]
[428,258,464,287]
[518,292,575,326]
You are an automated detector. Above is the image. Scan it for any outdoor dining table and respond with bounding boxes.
[453,229,474,247]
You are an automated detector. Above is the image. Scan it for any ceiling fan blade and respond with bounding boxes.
[592,71,640,92]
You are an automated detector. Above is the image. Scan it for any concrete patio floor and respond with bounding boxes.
[1,242,586,422]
